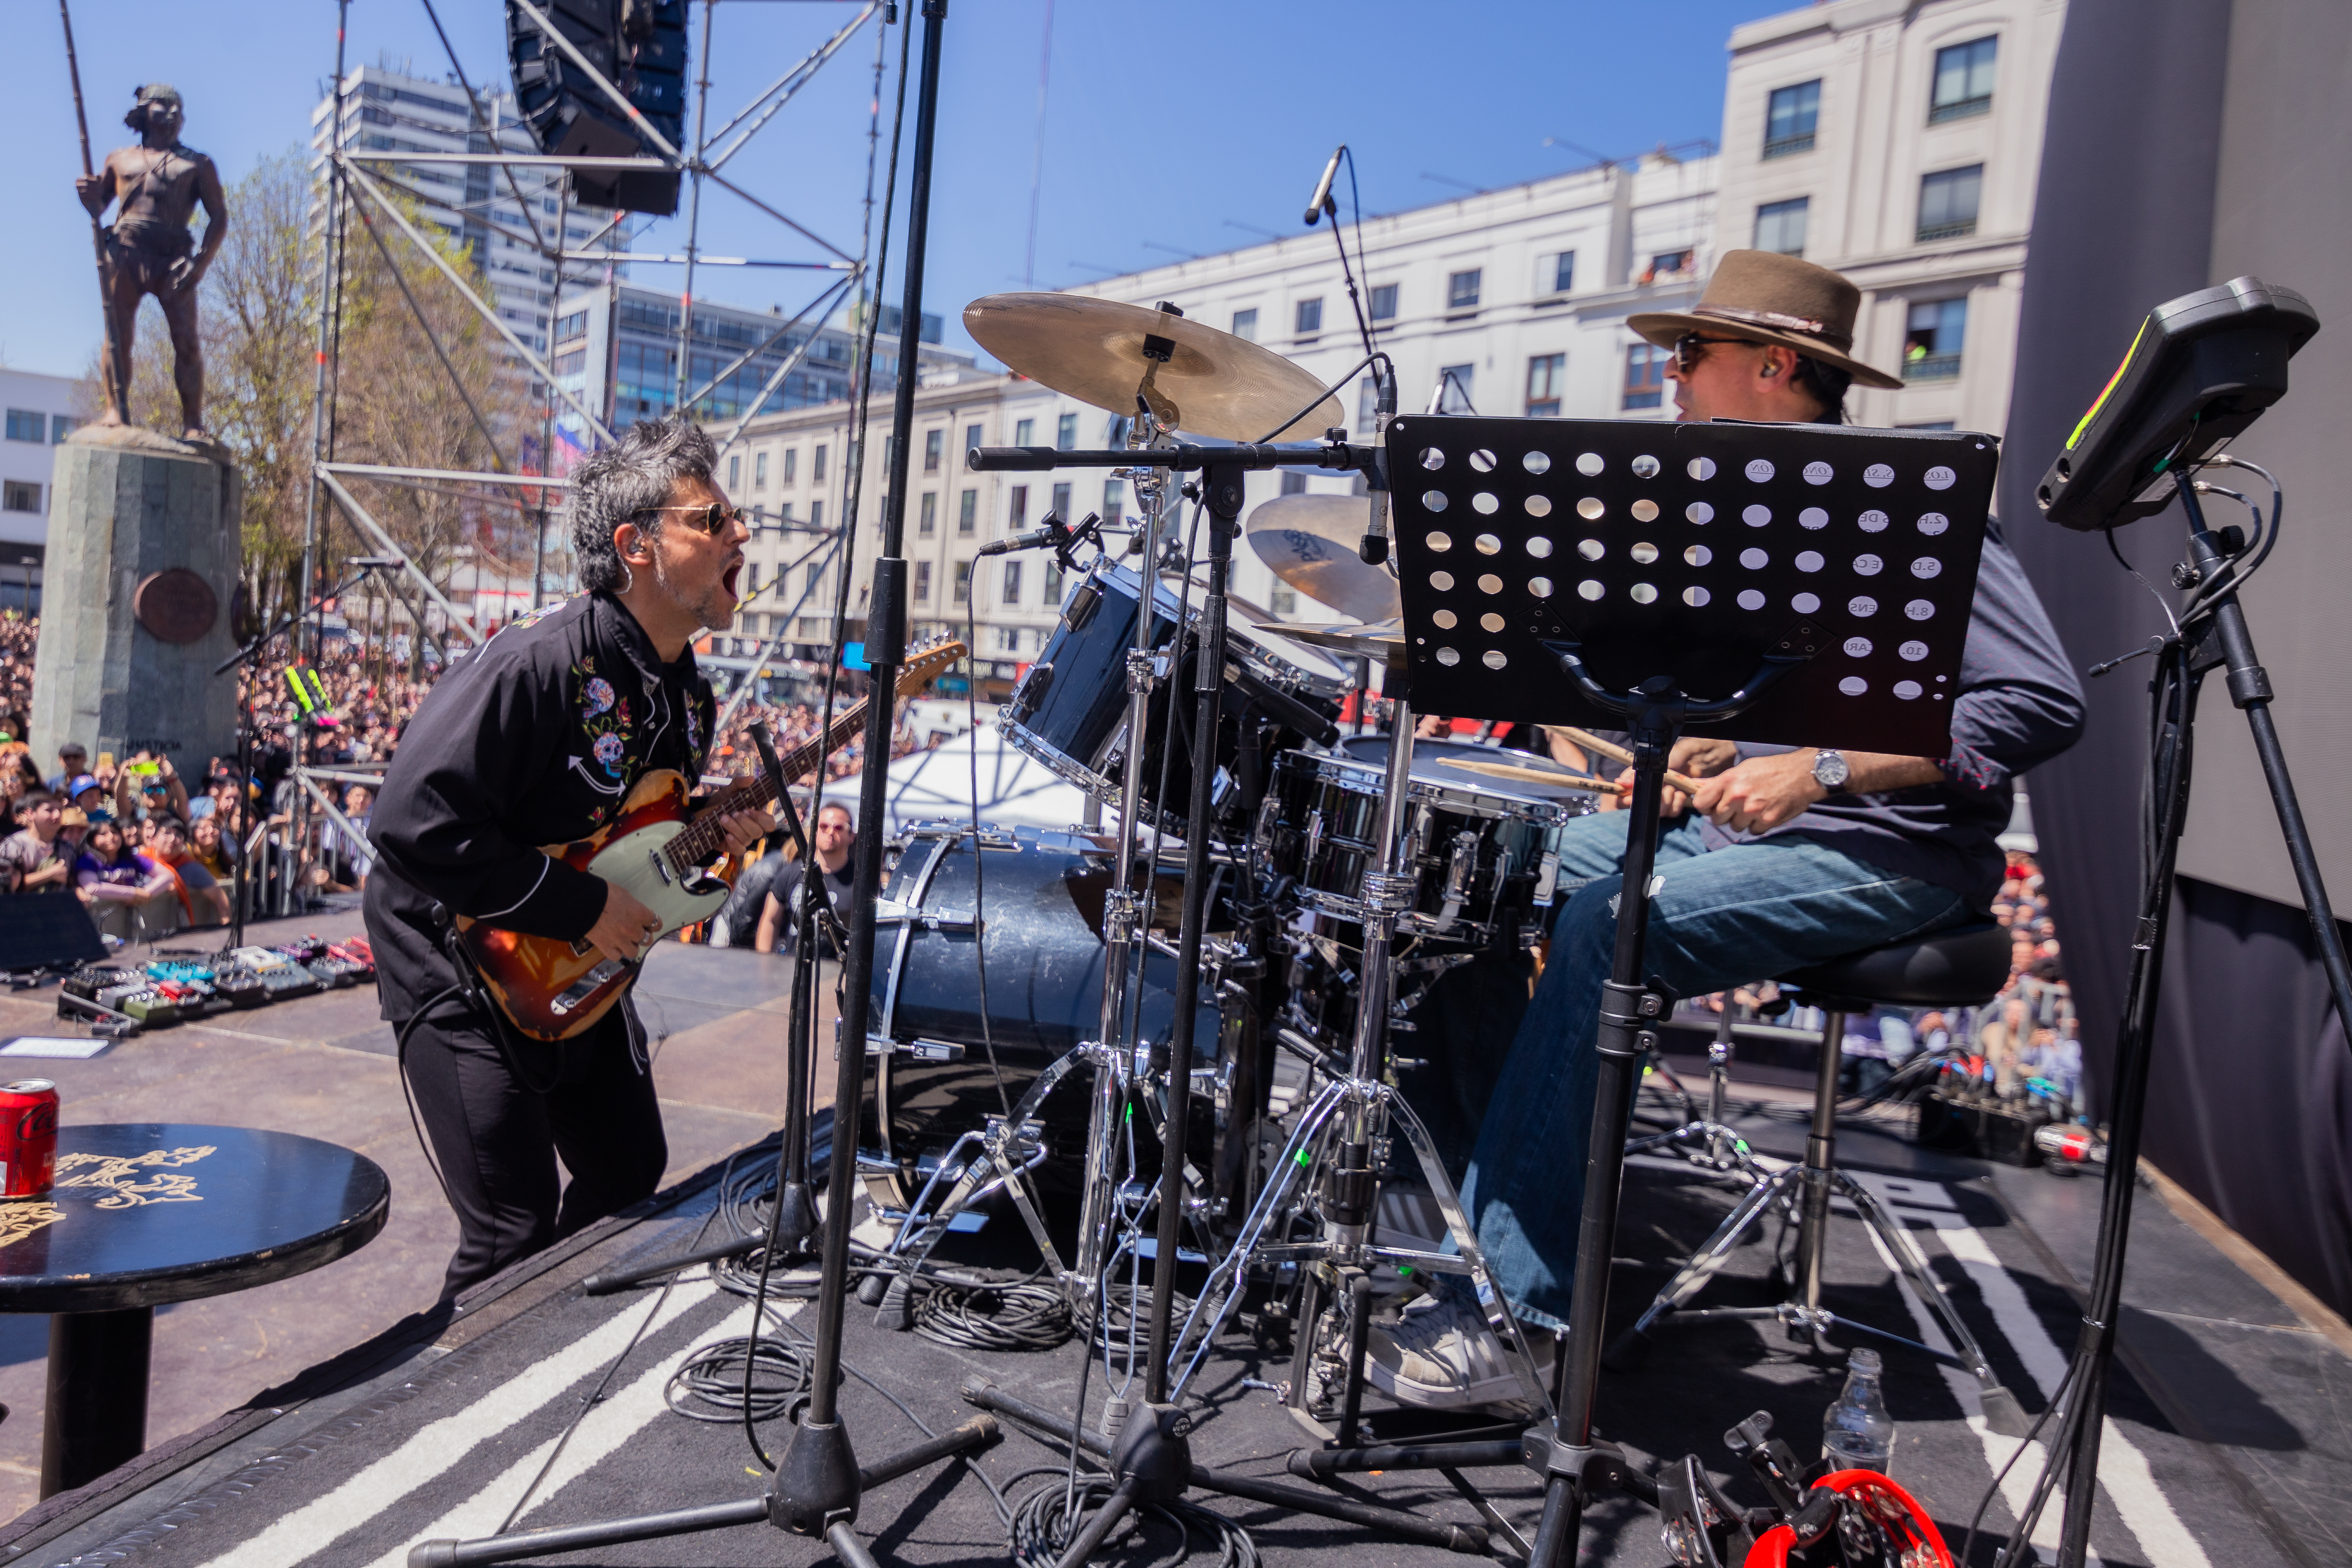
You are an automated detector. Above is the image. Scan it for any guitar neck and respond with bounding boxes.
[667,699,871,868]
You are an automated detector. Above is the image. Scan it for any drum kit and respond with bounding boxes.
[858,292,1597,1435]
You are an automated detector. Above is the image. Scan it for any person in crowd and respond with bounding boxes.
[190,809,237,891]
[321,784,375,891]
[46,742,87,797]
[75,816,178,941]
[1366,252,2086,1412]
[755,801,855,955]
[0,792,74,894]
[114,752,191,829]
[148,816,228,927]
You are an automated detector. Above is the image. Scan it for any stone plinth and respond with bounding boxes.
[30,431,243,778]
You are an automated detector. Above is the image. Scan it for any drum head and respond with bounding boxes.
[1338,734,1598,815]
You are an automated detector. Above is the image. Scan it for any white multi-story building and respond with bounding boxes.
[0,367,80,612]
[1715,0,2066,433]
[309,65,628,362]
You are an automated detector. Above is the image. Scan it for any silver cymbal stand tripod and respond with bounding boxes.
[1167,677,1554,1459]
[876,391,1197,1354]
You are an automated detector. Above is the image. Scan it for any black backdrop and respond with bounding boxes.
[2000,0,2352,1314]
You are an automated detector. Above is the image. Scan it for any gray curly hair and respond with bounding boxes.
[567,416,717,594]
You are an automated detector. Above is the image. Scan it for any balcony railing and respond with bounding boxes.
[1916,218,1978,243]
[1928,95,1992,125]
[1903,353,1962,383]
[1763,132,1816,159]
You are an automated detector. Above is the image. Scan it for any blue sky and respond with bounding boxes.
[3,0,1775,379]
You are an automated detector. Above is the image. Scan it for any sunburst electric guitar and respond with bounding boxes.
[459,640,967,1041]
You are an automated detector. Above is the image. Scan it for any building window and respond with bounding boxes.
[919,491,937,535]
[1917,165,1983,242]
[959,488,977,534]
[1102,479,1124,521]
[3,411,41,444]
[813,443,828,481]
[923,428,943,472]
[808,561,828,595]
[915,560,933,602]
[1009,484,1029,529]
[1001,626,1023,654]
[1641,249,1697,286]
[1764,80,1821,158]
[2,481,39,514]
[1446,269,1482,312]
[1623,343,1668,410]
[1230,308,1258,341]
[1525,353,1565,418]
[783,447,798,483]
[808,499,823,529]
[49,415,80,444]
[1369,284,1398,321]
[1002,560,1023,606]
[754,450,769,489]
[1281,471,1308,496]
[1044,561,1065,605]
[1547,252,1574,294]
[1014,417,1035,446]
[954,561,971,603]
[1930,37,1998,124]
[1295,297,1323,337]
[727,454,742,490]
[1271,588,1297,615]
[1903,298,1968,382]
[1051,481,1072,520]
[1437,365,1476,415]
[1056,413,1078,450]
[779,502,796,524]
[1754,196,1810,256]
[964,423,983,466]
[747,562,763,594]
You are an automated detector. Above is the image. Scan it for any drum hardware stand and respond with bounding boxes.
[404,9,1002,1565]
[1624,999,1764,1179]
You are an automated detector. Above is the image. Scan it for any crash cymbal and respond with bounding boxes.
[964,293,1345,443]
[1253,617,1404,660]
[1245,493,1401,622]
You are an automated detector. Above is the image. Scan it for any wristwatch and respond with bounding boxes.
[1810,748,1851,791]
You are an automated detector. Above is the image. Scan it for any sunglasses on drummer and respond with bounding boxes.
[632,502,745,537]
[1672,333,1763,374]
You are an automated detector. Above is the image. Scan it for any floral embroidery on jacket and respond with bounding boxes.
[574,658,637,788]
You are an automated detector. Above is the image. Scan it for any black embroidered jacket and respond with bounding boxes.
[364,592,715,1017]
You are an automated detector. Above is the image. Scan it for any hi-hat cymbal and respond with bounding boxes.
[1245,493,1401,622]
[964,293,1345,443]
[1253,617,1404,660]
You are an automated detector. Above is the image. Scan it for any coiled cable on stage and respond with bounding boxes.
[1008,1473,1258,1568]
[665,1332,812,1422]
[910,1277,1074,1352]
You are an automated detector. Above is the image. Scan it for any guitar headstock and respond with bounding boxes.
[895,637,968,697]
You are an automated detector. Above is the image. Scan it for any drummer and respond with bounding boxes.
[1363,251,2086,1413]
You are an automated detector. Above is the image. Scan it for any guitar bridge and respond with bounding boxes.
[551,959,629,1016]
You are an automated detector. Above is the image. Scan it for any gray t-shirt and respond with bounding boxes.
[0,829,67,887]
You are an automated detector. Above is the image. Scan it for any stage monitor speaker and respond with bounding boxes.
[507,0,687,216]
[0,894,107,973]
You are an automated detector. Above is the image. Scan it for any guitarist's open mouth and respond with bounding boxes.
[722,560,743,601]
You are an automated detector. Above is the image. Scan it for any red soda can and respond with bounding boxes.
[0,1081,60,1200]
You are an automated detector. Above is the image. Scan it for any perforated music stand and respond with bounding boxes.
[1385,413,1993,1565]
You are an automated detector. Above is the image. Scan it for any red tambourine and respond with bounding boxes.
[1743,1470,1954,1568]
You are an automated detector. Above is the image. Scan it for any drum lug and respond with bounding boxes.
[1125,647,1159,694]
[1442,830,1480,904]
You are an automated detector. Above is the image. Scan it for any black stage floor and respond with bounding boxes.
[6,1095,2347,1568]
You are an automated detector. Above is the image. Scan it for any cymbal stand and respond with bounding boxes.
[1624,998,1764,1179]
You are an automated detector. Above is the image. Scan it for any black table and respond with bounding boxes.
[0,1123,389,1496]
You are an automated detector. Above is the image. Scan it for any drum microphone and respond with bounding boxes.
[1360,360,1397,565]
[979,510,1102,557]
[1304,145,1345,226]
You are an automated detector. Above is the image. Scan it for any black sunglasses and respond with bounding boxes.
[1672,333,1763,374]
[634,502,745,538]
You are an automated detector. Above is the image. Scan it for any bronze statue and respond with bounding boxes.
[74,84,227,439]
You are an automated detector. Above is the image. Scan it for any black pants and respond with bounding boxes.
[399,995,668,1301]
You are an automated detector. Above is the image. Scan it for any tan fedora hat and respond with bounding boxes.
[1627,250,1902,391]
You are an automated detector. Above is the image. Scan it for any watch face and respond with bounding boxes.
[1816,750,1850,787]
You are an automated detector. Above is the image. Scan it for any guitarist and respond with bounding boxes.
[366,417,775,1300]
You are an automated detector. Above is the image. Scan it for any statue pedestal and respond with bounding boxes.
[31,430,244,779]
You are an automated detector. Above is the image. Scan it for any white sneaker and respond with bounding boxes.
[1363,1295,1547,1411]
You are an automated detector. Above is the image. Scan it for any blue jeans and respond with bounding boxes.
[1449,812,1969,1330]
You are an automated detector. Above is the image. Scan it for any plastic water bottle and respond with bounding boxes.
[1822,1347,1895,1472]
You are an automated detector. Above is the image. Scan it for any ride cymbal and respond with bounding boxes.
[964,293,1344,443]
[1245,493,1401,622]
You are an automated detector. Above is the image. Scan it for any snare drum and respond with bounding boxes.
[1255,739,1596,945]
[1000,560,1350,829]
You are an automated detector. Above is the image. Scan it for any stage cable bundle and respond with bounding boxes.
[1008,1473,1259,1568]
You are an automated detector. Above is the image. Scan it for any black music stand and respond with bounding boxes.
[1384,413,1994,1564]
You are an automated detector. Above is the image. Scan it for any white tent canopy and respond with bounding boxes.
[807,723,1096,835]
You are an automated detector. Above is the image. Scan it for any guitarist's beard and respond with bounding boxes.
[652,547,737,637]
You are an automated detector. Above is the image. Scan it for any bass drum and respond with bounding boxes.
[860,822,1224,1211]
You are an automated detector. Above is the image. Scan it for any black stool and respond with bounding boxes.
[1607,921,2028,1435]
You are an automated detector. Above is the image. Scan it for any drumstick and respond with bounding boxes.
[1547,726,1702,794]
[1440,758,1624,793]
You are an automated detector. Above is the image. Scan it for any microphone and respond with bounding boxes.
[1359,360,1398,565]
[1303,145,1345,226]
[979,509,1081,557]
